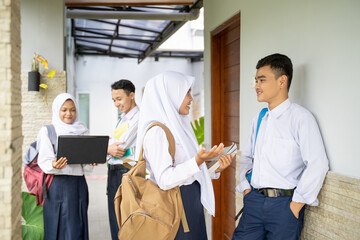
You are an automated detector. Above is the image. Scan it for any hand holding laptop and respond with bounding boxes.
[53,157,67,169]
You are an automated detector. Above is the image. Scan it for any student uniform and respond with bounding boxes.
[135,71,220,240]
[37,93,92,240]
[233,99,329,240]
[107,105,139,240]
[143,127,220,239]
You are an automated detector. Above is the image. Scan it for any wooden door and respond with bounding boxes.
[211,12,240,240]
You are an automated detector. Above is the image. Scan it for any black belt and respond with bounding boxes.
[108,164,128,171]
[256,188,294,197]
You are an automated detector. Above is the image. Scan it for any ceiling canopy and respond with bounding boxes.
[66,0,203,63]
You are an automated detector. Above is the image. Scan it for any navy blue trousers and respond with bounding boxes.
[107,167,129,240]
[232,190,305,240]
[175,181,207,240]
[44,175,89,240]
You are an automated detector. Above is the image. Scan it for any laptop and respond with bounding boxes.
[57,135,109,164]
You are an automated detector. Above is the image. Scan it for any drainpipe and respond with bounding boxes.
[66,9,200,21]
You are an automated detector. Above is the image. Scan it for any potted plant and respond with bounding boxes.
[28,54,40,91]
[28,53,56,100]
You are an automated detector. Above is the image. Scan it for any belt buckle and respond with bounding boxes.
[267,189,279,197]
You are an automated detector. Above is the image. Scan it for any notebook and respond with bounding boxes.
[57,135,109,164]
[113,122,132,160]
[207,142,237,174]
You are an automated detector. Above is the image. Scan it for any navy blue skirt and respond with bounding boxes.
[175,181,207,240]
[43,175,89,240]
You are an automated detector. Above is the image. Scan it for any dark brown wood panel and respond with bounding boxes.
[223,39,240,68]
[224,91,239,117]
[223,165,236,192]
[224,128,239,143]
[224,116,239,129]
[211,24,223,240]
[223,25,240,45]
[224,65,240,92]
[224,191,236,215]
[223,141,236,148]
[211,12,240,240]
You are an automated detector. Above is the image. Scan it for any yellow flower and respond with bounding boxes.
[35,54,48,70]
[39,83,48,90]
[47,69,56,79]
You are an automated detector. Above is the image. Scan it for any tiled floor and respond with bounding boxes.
[86,163,111,240]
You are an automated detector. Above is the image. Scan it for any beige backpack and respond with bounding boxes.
[114,122,189,240]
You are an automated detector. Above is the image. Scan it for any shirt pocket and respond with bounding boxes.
[270,138,294,168]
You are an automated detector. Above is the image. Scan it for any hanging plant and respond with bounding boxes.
[31,53,56,100]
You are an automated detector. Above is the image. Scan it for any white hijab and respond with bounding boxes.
[52,93,88,135]
[135,71,216,216]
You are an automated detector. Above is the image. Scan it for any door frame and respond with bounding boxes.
[211,12,240,240]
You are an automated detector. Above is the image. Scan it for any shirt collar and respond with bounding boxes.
[269,99,291,119]
[121,105,139,121]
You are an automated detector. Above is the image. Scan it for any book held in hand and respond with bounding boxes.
[207,142,237,174]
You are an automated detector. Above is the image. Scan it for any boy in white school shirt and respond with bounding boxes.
[232,54,329,240]
[107,79,139,240]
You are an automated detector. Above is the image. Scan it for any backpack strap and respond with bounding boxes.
[45,124,57,153]
[248,107,269,183]
[235,107,268,221]
[252,108,268,155]
[138,122,175,164]
[43,124,57,200]
[139,122,190,233]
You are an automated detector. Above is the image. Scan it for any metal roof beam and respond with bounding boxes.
[73,34,156,44]
[67,9,199,21]
[77,38,144,52]
[66,0,194,7]
[77,51,139,59]
[108,19,120,53]
[138,0,202,63]
[90,19,162,34]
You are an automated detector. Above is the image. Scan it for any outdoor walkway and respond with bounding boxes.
[86,163,111,240]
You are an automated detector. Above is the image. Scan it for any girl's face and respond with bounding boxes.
[59,99,76,124]
[179,89,193,115]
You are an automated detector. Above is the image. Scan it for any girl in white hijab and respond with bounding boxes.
[37,93,92,240]
[135,71,234,239]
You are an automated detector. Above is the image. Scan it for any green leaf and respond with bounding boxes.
[191,116,204,145]
[22,192,44,240]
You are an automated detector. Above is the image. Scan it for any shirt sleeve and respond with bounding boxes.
[143,126,200,190]
[82,164,94,173]
[210,171,220,179]
[37,127,62,174]
[292,113,329,205]
[236,117,257,193]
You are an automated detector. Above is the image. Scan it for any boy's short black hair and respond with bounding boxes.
[256,53,293,91]
[111,79,135,96]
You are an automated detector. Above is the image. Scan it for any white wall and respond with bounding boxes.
[21,0,64,71]
[66,19,76,95]
[75,56,203,136]
[204,0,360,178]
[159,8,204,51]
